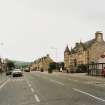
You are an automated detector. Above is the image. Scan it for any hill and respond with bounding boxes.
[8,59,31,68]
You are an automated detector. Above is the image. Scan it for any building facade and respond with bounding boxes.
[64,31,105,72]
[30,54,54,71]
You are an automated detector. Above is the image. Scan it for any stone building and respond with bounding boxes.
[64,31,105,72]
[64,46,71,70]
[30,54,54,71]
[0,58,7,72]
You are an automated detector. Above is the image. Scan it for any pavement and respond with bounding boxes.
[0,72,8,85]
[42,71,105,82]
[0,71,105,105]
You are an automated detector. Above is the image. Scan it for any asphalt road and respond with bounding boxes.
[0,71,105,105]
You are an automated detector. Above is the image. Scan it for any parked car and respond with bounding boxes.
[6,70,12,75]
[12,69,23,77]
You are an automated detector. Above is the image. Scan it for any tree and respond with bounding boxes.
[76,64,88,73]
[58,62,64,69]
[49,62,56,70]
[49,62,64,71]
[6,60,15,71]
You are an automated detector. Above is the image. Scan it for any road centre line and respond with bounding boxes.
[50,79,64,86]
[25,80,31,87]
[0,78,10,90]
[26,80,40,102]
[73,88,105,103]
[31,87,35,93]
[34,94,40,102]
[26,81,34,92]
[28,83,31,87]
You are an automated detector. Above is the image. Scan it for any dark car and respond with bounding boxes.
[6,70,12,75]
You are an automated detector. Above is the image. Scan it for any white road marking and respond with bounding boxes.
[31,87,35,93]
[69,79,105,88]
[68,79,72,81]
[0,78,10,90]
[11,78,24,82]
[94,84,105,88]
[26,80,40,102]
[83,81,92,84]
[26,80,32,88]
[26,80,34,92]
[74,80,78,82]
[73,88,105,102]
[83,81,105,88]
[34,94,40,102]
[68,79,78,82]
[28,84,31,87]
[50,79,64,86]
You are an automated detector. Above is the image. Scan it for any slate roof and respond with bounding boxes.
[64,45,71,53]
[71,39,95,54]
[83,39,95,49]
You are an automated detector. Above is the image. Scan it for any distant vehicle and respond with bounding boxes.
[6,70,12,75]
[24,68,30,72]
[12,69,23,77]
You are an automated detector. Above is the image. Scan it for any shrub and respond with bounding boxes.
[76,64,88,73]
[48,68,53,73]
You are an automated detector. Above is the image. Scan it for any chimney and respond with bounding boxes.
[46,54,49,57]
[95,31,103,42]
[75,43,79,46]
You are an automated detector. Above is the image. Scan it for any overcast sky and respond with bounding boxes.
[0,0,105,62]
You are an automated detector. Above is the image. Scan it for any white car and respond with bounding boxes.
[12,69,23,77]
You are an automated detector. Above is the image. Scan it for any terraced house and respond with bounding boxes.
[30,54,53,71]
[64,31,105,72]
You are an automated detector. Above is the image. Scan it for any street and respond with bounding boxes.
[0,72,105,105]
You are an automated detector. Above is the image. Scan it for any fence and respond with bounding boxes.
[87,63,105,76]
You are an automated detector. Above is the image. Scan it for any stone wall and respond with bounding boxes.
[88,41,105,63]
